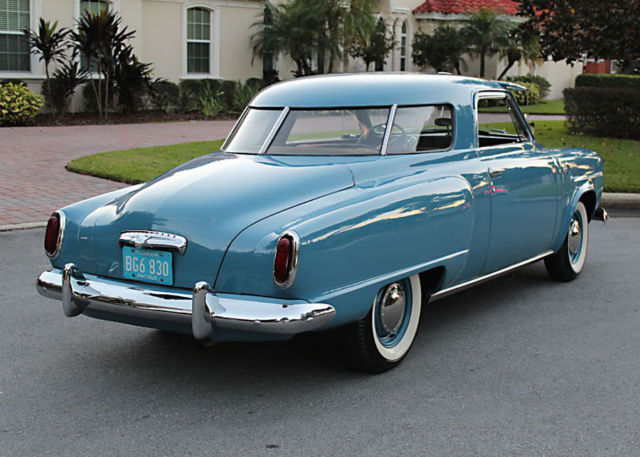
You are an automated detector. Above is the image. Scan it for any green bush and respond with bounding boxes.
[233,80,260,112]
[575,73,640,89]
[507,75,551,99]
[509,81,541,105]
[0,82,44,126]
[219,80,237,111]
[150,80,180,114]
[199,84,225,117]
[82,82,112,114]
[564,86,640,139]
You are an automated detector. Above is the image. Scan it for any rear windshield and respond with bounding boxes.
[224,107,391,155]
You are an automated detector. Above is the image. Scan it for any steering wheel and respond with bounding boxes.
[358,122,408,149]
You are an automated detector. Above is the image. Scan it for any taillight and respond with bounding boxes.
[273,232,299,287]
[44,211,64,258]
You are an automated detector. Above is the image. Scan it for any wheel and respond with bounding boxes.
[346,275,422,373]
[544,201,589,282]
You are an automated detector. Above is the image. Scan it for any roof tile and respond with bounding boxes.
[413,0,519,15]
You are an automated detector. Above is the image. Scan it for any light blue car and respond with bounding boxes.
[37,74,607,372]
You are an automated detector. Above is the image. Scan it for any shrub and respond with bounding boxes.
[233,80,260,112]
[42,61,88,115]
[564,86,640,139]
[575,73,640,89]
[199,84,225,117]
[0,82,44,126]
[219,80,237,111]
[509,81,541,105]
[507,74,551,99]
[113,46,153,113]
[151,80,180,114]
[82,82,111,113]
[178,79,204,112]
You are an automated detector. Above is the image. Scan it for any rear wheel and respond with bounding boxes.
[544,201,589,282]
[347,275,422,373]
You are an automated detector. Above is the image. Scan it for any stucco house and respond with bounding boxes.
[1,0,582,109]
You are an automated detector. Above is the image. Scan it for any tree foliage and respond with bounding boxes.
[463,8,513,78]
[519,0,640,70]
[497,25,540,79]
[350,17,395,71]
[412,25,467,74]
[250,0,376,77]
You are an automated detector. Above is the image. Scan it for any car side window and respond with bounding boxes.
[477,95,530,147]
[387,104,454,154]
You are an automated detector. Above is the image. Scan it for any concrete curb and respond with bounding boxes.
[0,222,47,232]
[1,193,638,233]
[601,192,640,210]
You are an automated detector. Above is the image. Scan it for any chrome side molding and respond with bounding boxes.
[119,230,188,254]
[593,207,608,223]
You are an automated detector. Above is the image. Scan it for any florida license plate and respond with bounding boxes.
[122,247,173,286]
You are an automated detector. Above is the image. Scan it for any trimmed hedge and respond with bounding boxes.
[509,81,541,106]
[507,75,551,99]
[575,73,640,89]
[564,87,640,139]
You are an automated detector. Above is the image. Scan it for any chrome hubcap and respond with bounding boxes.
[379,282,406,334]
[568,216,582,258]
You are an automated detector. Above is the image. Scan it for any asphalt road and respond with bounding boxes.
[1,219,639,457]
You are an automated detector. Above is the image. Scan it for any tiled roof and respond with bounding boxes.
[413,0,520,15]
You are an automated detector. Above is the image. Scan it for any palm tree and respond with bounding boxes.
[250,0,376,77]
[463,8,513,78]
[24,19,70,116]
[497,26,540,79]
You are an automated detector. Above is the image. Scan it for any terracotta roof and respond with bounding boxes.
[413,0,520,15]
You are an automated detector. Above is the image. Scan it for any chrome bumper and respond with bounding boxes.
[36,264,335,339]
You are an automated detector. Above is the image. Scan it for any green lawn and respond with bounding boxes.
[67,121,639,192]
[67,140,225,184]
[479,99,565,115]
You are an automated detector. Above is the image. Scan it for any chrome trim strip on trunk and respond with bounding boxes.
[119,231,188,255]
[36,265,335,338]
[431,250,554,300]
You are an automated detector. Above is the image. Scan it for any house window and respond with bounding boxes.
[400,20,408,72]
[79,0,109,15]
[0,0,31,72]
[187,7,211,74]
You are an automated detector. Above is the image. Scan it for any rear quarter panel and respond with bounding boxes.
[216,172,475,327]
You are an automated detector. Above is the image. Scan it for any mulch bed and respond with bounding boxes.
[32,110,237,127]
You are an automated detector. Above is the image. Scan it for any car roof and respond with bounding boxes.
[250,73,507,109]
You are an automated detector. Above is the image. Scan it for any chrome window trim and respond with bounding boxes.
[45,210,66,259]
[380,104,398,156]
[220,106,249,151]
[259,106,290,154]
[273,230,300,289]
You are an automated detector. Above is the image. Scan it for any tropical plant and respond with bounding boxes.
[350,17,395,71]
[507,74,551,99]
[0,82,44,126]
[250,0,376,77]
[42,60,89,115]
[199,85,224,117]
[113,45,153,113]
[463,8,513,78]
[497,26,540,80]
[24,19,70,115]
[71,9,136,119]
[233,80,260,112]
[412,25,468,74]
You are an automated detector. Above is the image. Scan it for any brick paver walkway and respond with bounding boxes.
[0,120,236,228]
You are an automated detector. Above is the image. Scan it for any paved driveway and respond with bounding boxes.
[0,120,235,228]
[2,219,639,456]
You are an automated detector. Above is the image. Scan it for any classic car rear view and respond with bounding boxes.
[37,74,608,372]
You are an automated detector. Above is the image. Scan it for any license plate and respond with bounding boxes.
[122,247,173,286]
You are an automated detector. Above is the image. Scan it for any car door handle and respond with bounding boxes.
[489,168,504,178]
